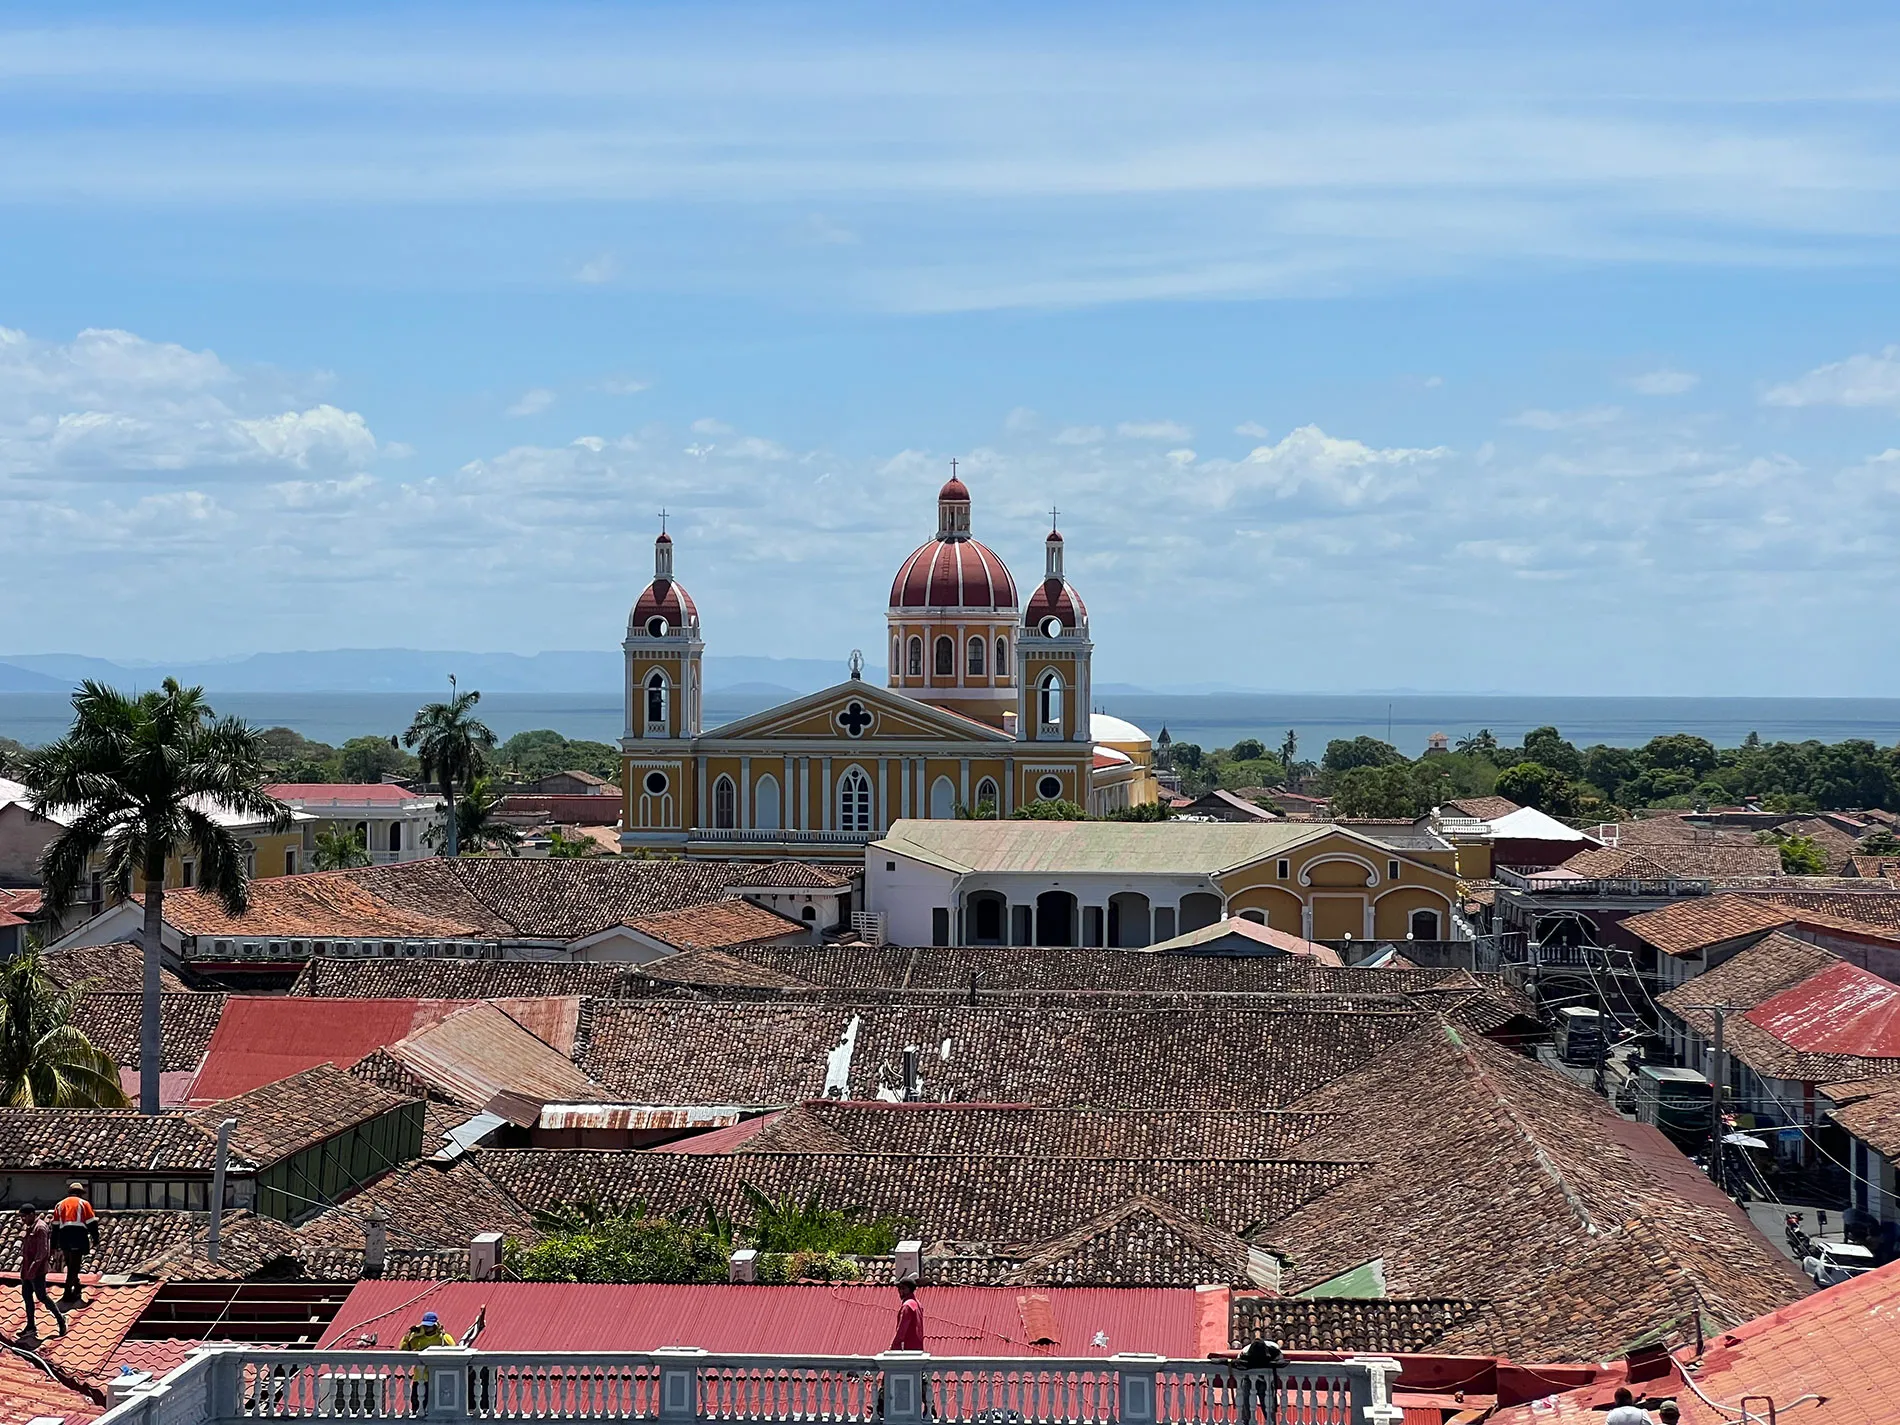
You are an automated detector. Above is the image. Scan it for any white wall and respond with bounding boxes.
[866,850,958,946]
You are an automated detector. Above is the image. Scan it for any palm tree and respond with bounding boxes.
[19,679,280,1113]
[1456,729,1499,757]
[312,825,372,870]
[403,685,496,858]
[0,952,127,1107]
[425,776,521,856]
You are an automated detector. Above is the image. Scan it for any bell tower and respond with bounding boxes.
[1017,522,1092,745]
[623,524,704,743]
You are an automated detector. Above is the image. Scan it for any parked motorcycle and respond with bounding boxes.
[1785,1213,1812,1258]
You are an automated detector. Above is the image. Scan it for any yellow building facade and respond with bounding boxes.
[621,477,1155,857]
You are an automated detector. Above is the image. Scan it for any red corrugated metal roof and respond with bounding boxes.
[1746,961,1900,1057]
[189,997,474,1102]
[319,1282,1201,1358]
[660,1112,779,1152]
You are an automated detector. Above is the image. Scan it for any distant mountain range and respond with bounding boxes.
[0,650,885,697]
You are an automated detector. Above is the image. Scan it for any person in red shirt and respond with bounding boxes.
[16,1205,67,1339]
[52,1182,100,1305]
[890,1274,924,1352]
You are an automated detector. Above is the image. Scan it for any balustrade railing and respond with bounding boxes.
[98,1347,1403,1425]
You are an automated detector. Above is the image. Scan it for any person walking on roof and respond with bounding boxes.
[1605,1387,1653,1424]
[16,1205,67,1339]
[52,1181,100,1305]
[890,1274,924,1351]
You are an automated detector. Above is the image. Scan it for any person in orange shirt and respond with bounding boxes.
[51,1182,100,1306]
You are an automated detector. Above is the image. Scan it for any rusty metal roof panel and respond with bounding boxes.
[533,1103,748,1131]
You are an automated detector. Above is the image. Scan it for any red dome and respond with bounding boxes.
[938,476,970,502]
[631,578,698,631]
[1024,577,1087,629]
[890,538,1018,611]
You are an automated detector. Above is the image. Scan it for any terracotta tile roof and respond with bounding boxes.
[478,1149,1363,1251]
[1561,841,1782,880]
[1778,817,1864,872]
[292,957,642,999]
[637,950,818,990]
[69,991,225,1071]
[1748,887,1900,932]
[292,1158,532,1262]
[742,1102,1339,1159]
[39,941,190,994]
[1231,1295,1486,1354]
[721,860,857,890]
[0,1279,157,1379]
[1442,796,1520,821]
[188,1063,421,1165]
[1655,933,1844,1038]
[576,1000,1422,1109]
[1553,845,1692,880]
[1622,895,1812,957]
[113,1210,311,1282]
[1848,855,1900,879]
[155,872,483,940]
[1821,1076,1900,1159]
[624,899,809,951]
[0,1109,221,1173]
[1003,1195,1268,1287]
[0,887,43,918]
[0,1353,102,1425]
[1267,1021,1809,1361]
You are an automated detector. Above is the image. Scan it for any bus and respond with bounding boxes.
[1632,1065,1713,1150]
[1556,1006,1604,1065]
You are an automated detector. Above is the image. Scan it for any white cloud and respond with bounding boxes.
[1507,406,1623,431]
[506,388,556,417]
[1764,347,1900,409]
[596,377,650,396]
[238,406,378,468]
[573,253,618,284]
[1217,424,1447,508]
[1003,407,1039,433]
[691,417,733,435]
[1234,422,1270,438]
[1054,425,1104,445]
[1118,420,1193,441]
[1627,369,1699,396]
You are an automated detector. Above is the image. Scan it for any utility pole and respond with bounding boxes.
[206,1117,235,1263]
[1683,1004,1737,1193]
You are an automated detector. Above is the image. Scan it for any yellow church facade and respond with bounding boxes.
[620,476,1157,858]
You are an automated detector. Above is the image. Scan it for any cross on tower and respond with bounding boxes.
[949,458,958,478]
[656,508,668,534]
[1049,505,1059,529]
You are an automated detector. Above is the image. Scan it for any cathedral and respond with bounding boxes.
[619,474,1157,857]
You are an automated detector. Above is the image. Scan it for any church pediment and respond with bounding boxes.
[700,679,1013,745]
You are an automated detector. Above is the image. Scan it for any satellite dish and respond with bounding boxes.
[647,616,668,637]
[1041,616,1063,638]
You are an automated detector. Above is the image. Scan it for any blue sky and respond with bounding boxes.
[6,3,1900,693]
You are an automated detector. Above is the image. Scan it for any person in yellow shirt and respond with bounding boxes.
[400,1311,454,1351]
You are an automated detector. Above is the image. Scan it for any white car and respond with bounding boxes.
[1802,1240,1875,1286]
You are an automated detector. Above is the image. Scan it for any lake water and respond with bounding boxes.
[6,689,1900,756]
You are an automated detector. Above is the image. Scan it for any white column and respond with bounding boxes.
[821,757,833,831]
[878,759,889,831]
[1004,760,1015,816]
[1301,902,1314,939]
[798,758,810,830]
[696,760,708,832]
[900,758,911,819]
[956,623,966,686]
[1364,901,1376,938]
[740,756,752,828]
[959,759,971,810]
[783,755,795,828]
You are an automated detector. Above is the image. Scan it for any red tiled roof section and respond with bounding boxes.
[187,996,473,1102]
[265,783,429,804]
[1562,840,1781,880]
[294,957,641,999]
[0,887,43,917]
[1002,1195,1254,1287]
[41,940,190,994]
[293,1158,532,1262]
[0,1279,159,1380]
[727,860,857,889]
[890,536,1017,611]
[1821,1077,1900,1159]
[0,1108,219,1172]
[386,1001,599,1112]
[626,899,808,951]
[1625,891,1900,957]
[1655,933,1842,1038]
[188,1063,420,1164]
[70,991,225,1071]
[1272,1021,1809,1361]
[1231,1296,1486,1354]
[155,872,481,939]
[1443,796,1519,821]
[1747,960,1900,1058]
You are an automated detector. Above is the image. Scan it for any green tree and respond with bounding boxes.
[1010,799,1089,820]
[1494,761,1580,818]
[1329,763,1426,818]
[1581,745,1642,803]
[21,680,284,1113]
[337,735,415,784]
[1230,738,1266,762]
[0,952,127,1107]
[1321,736,1403,774]
[403,687,497,858]
[1454,729,1498,757]
[312,826,372,870]
[1170,742,1204,771]
[1279,729,1298,770]
[1858,829,1900,857]
[428,775,521,855]
[545,828,600,858]
[1774,834,1829,876]
[1642,733,1719,778]
[1521,726,1582,777]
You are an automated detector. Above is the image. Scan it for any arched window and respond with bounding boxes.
[754,774,781,831]
[907,637,923,678]
[838,767,872,832]
[929,776,956,820]
[1038,670,1063,729]
[967,636,986,677]
[713,775,736,830]
[645,670,669,727]
[1409,908,1442,940]
[934,636,954,677]
[388,823,402,853]
[995,636,1008,674]
[974,777,999,817]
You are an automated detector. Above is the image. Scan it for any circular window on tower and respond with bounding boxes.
[644,771,669,796]
[1041,616,1063,638]
[646,615,668,637]
[1038,775,1062,800]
